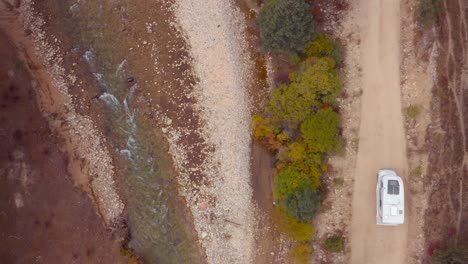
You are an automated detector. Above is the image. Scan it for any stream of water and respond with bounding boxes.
[45,1,203,263]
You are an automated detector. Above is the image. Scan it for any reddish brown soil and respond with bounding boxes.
[0,32,127,264]
[421,0,468,261]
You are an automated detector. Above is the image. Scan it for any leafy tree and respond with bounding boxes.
[284,186,321,221]
[306,34,335,57]
[258,0,317,55]
[287,142,307,163]
[252,113,289,150]
[306,34,344,66]
[275,165,320,200]
[252,113,278,140]
[268,83,319,127]
[290,57,342,104]
[268,58,341,127]
[287,141,324,170]
[301,108,341,153]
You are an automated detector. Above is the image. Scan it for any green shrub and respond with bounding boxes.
[258,0,317,55]
[14,59,24,71]
[406,105,421,119]
[333,177,345,186]
[273,208,315,242]
[330,40,344,66]
[325,234,345,253]
[417,0,443,28]
[290,57,342,104]
[306,34,344,66]
[268,58,342,127]
[410,165,423,178]
[306,34,335,57]
[268,83,318,127]
[275,165,320,199]
[287,142,308,163]
[301,108,341,153]
[284,186,321,221]
[286,142,324,170]
[291,243,313,264]
[120,237,141,264]
[252,114,289,150]
[252,114,278,140]
[433,243,468,264]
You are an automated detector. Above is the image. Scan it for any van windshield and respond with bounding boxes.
[387,180,399,195]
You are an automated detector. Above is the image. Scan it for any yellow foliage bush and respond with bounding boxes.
[274,165,320,199]
[287,142,307,163]
[291,243,313,264]
[273,208,315,242]
[306,34,335,57]
[252,113,289,150]
[252,113,276,140]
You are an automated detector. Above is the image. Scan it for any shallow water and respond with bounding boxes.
[45,0,203,263]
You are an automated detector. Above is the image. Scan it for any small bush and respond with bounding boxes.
[301,108,341,153]
[284,186,321,221]
[268,83,317,127]
[275,165,320,199]
[417,0,443,29]
[406,105,421,119]
[252,114,278,140]
[286,141,324,171]
[330,40,344,66]
[268,57,341,127]
[291,243,313,264]
[306,34,344,66]
[306,34,335,57]
[258,0,317,55]
[252,114,289,150]
[287,142,308,163]
[333,177,345,186]
[410,165,423,178]
[351,137,359,151]
[325,234,345,252]
[433,243,468,264]
[273,208,315,242]
[290,57,342,104]
[14,59,24,71]
[120,237,141,264]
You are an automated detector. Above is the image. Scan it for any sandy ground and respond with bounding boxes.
[349,0,410,263]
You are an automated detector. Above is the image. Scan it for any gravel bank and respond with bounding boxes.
[171,0,255,263]
[0,0,124,225]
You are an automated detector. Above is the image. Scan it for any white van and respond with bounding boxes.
[376,170,404,225]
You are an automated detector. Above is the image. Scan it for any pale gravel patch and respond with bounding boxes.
[6,0,124,225]
[170,0,255,263]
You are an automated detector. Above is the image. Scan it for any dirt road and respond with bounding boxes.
[349,0,409,263]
